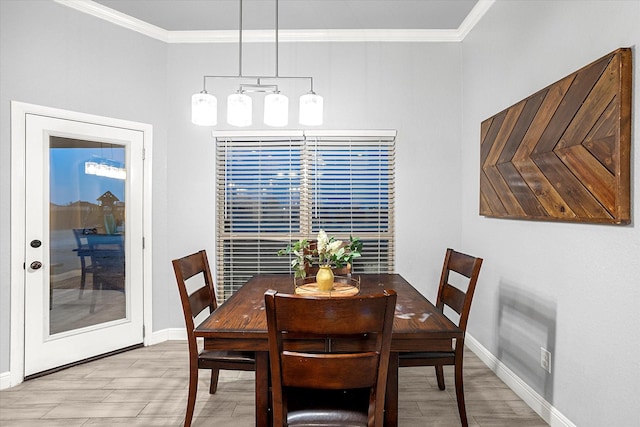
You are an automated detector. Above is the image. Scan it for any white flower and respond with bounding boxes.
[327,239,343,254]
[317,230,329,252]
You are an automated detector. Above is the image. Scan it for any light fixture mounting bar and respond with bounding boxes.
[240,83,279,93]
[201,75,316,92]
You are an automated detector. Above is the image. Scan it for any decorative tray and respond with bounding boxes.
[294,275,361,297]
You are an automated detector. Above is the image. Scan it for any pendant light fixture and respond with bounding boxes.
[264,92,288,126]
[299,91,323,126]
[191,90,217,126]
[227,91,252,127]
[191,0,323,127]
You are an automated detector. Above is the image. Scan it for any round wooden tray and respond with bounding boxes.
[295,282,359,297]
[294,275,361,297]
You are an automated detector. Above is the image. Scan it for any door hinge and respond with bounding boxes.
[142,147,146,160]
[142,237,145,249]
[142,324,146,338]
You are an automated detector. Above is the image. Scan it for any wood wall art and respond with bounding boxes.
[480,48,632,224]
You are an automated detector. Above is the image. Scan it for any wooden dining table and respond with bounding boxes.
[195,273,463,426]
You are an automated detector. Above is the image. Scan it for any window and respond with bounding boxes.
[215,130,396,301]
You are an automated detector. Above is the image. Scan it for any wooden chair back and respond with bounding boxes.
[172,250,218,354]
[172,250,254,427]
[265,289,396,427]
[303,240,351,276]
[398,248,483,426]
[436,248,483,333]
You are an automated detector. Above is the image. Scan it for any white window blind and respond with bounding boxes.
[215,130,396,301]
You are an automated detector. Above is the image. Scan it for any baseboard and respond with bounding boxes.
[146,327,186,345]
[465,334,576,427]
[0,371,10,390]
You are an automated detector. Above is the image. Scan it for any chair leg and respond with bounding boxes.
[454,353,468,427]
[209,368,220,394]
[434,365,446,390]
[78,258,87,299]
[184,366,198,427]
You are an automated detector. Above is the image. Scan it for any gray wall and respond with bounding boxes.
[460,1,640,426]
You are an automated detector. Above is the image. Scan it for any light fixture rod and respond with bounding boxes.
[238,0,243,77]
[275,0,279,78]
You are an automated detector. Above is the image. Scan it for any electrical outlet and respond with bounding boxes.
[540,347,551,373]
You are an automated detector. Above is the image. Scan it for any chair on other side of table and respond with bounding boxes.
[303,240,351,276]
[172,250,256,427]
[265,289,397,427]
[399,248,483,427]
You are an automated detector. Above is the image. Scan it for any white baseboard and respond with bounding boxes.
[146,327,186,345]
[465,334,575,427]
[0,371,10,390]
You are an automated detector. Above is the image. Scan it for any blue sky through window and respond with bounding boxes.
[50,147,125,205]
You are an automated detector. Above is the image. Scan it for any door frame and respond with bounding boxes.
[10,101,154,386]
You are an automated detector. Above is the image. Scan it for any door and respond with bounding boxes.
[24,114,144,377]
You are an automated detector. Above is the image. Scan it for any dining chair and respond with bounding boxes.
[72,228,94,299]
[87,233,125,314]
[399,248,483,427]
[172,250,256,427]
[265,289,397,427]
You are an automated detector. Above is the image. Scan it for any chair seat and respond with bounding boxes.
[286,388,370,427]
[399,351,454,360]
[199,350,255,365]
[399,351,455,368]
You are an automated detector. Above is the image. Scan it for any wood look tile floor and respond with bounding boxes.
[0,341,548,426]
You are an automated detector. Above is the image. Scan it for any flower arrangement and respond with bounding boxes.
[278,230,362,278]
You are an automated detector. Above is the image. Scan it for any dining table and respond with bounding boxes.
[195,273,463,427]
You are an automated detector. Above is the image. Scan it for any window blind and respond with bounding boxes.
[215,130,396,301]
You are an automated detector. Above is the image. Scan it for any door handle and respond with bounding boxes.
[30,261,43,270]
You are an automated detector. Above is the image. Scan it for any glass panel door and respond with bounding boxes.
[24,113,143,377]
[49,137,126,334]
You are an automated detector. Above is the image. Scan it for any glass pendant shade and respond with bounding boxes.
[191,91,217,126]
[299,92,323,126]
[264,93,289,127]
[227,92,252,127]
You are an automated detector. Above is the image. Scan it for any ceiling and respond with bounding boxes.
[91,0,480,32]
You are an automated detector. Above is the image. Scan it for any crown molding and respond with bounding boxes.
[458,0,496,40]
[54,0,169,42]
[168,29,463,44]
[55,0,494,44]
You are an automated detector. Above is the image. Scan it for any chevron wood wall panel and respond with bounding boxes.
[480,48,632,224]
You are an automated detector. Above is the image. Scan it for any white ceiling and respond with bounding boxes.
[91,0,480,31]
